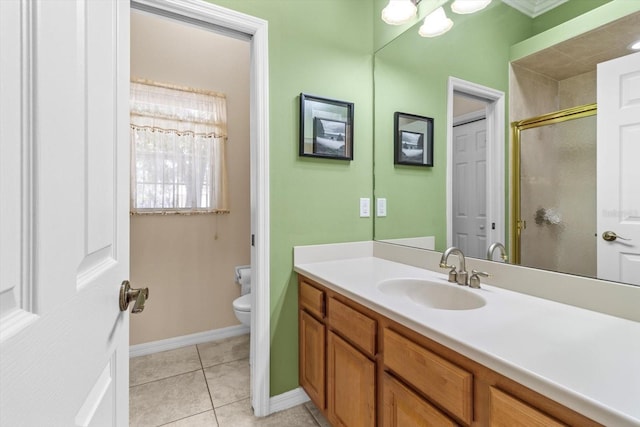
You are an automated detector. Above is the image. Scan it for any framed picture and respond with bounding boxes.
[300,93,354,160]
[394,112,434,166]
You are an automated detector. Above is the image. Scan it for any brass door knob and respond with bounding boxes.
[602,231,630,242]
[119,280,149,313]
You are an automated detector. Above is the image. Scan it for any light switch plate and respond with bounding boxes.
[377,198,387,217]
[359,198,370,217]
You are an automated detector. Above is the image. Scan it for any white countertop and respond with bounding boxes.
[294,256,640,427]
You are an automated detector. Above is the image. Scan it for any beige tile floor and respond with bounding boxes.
[130,334,331,427]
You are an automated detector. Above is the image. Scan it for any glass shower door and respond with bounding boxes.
[512,105,597,277]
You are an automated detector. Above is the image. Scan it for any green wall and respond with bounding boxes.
[373,3,532,250]
[208,0,374,396]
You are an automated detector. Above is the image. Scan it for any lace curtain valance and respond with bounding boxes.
[130,80,229,214]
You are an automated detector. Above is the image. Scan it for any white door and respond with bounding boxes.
[452,119,487,258]
[0,1,131,425]
[597,51,640,285]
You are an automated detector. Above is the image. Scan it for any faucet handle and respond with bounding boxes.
[469,270,490,289]
[439,263,458,283]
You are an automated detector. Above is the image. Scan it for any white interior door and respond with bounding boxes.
[597,51,640,285]
[0,1,131,425]
[452,118,487,258]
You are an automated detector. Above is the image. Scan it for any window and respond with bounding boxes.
[130,80,229,213]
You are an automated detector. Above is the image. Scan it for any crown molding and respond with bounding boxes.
[501,0,569,18]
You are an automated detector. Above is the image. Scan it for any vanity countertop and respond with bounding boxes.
[294,256,640,427]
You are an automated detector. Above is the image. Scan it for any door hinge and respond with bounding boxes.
[251,234,255,246]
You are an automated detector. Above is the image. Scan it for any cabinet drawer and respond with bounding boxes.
[328,297,376,356]
[299,279,325,319]
[490,387,566,427]
[383,328,473,425]
[383,373,457,427]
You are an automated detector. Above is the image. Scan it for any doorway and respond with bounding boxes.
[130,0,270,416]
[446,77,505,258]
[129,8,251,346]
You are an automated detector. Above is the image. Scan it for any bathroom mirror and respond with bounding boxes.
[373,3,640,286]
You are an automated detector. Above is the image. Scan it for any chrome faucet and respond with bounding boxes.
[487,242,508,262]
[439,247,468,286]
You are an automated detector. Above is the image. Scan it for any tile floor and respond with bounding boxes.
[130,334,331,427]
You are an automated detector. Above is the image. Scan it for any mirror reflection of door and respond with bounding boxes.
[597,51,640,285]
[451,93,489,258]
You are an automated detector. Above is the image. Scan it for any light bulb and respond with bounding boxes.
[418,7,453,38]
[451,0,492,14]
[381,0,417,25]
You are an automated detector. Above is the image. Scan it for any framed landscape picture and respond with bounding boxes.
[300,93,354,160]
[394,112,434,167]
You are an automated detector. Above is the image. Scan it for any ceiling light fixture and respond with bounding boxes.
[381,0,492,38]
[418,7,453,38]
[630,39,640,51]
[451,0,492,14]
[381,0,420,26]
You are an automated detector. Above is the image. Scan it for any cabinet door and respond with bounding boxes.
[327,331,376,427]
[382,374,457,427]
[300,310,326,410]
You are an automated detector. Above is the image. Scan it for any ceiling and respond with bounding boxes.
[512,11,640,80]
[501,0,569,18]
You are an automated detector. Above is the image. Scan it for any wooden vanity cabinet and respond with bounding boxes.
[298,275,602,427]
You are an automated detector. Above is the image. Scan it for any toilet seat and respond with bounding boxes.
[233,293,251,312]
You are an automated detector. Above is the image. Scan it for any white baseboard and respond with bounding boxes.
[269,387,310,414]
[129,324,250,358]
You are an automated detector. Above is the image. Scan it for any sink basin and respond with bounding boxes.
[377,278,486,310]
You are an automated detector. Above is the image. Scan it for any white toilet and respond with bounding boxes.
[233,265,251,327]
[233,293,251,327]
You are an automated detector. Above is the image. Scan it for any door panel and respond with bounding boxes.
[597,51,640,285]
[0,1,130,425]
[452,119,487,258]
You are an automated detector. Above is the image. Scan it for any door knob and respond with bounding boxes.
[119,281,149,313]
[602,231,630,242]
